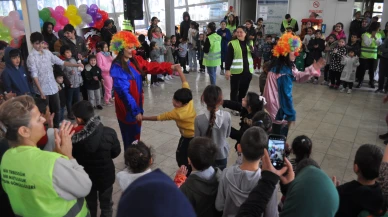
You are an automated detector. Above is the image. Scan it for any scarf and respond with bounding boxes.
[102,51,111,57]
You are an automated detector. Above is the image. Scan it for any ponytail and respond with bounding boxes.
[202,85,223,138]
[206,107,216,138]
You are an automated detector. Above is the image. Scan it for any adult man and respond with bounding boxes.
[280,14,299,33]
[349,11,362,41]
[148,17,162,41]
[180,12,192,40]
[61,24,88,61]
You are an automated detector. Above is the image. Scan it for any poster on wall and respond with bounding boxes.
[309,0,325,16]
[257,0,289,35]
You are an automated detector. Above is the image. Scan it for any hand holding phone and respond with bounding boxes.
[267,134,286,170]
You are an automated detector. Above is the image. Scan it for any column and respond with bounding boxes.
[381,0,388,27]
[165,0,175,36]
[20,0,40,51]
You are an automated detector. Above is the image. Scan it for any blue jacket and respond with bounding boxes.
[217,28,232,62]
[1,47,34,96]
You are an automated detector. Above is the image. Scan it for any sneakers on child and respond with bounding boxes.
[96,105,103,110]
[334,85,339,90]
[104,102,114,107]
[340,87,346,93]
[313,79,318,85]
[168,75,173,80]
[347,89,352,94]
[183,70,189,74]
[164,76,170,81]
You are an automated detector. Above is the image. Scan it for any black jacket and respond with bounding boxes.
[180,168,222,217]
[180,12,192,39]
[61,35,89,60]
[349,19,362,37]
[137,41,150,60]
[42,22,58,52]
[58,83,66,108]
[306,38,325,66]
[347,41,361,57]
[100,26,117,46]
[82,64,103,90]
[72,116,121,191]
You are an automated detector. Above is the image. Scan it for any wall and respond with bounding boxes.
[289,0,354,37]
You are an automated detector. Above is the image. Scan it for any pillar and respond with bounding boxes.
[20,0,41,51]
[165,0,175,36]
[381,0,388,27]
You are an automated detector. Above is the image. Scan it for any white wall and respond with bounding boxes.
[289,0,355,37]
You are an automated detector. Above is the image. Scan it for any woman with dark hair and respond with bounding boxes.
[263,33,325,136]
[245,20,256,41]
[224,7,239,32]
[330,22,347,41]
[109,31,181,149]
[42,22,57,52]
[101,19,117,46]
[256,18,265,35]
[203,22,222,85]
[357,21,382,88]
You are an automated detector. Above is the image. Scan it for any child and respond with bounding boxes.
[303,27,315,54]
[307,30,325,83]
[322,34,338,85]
[195,85,231,170]
[149,41,163,86]
[137,34,150,61]
[116,140,152,191]
[250,110,273,132]
[171,35,179,65]
[83,55,104,109]
[143,68,196,175]
[259,61,271,95]
[53,67,67,123]
[151,27,167,81]
[96,41,114,106]
[179,137,222,217]
[198,33,205,73]
[254,32,264,73]
[71,100,121,217]
[60,45,84,119]
[34,97,55,151]
[1,47,34,96]
[262,35,273,63]
[164,36,174,80]
[340,49,360,94]
[188,21,199,72]
[179,37,189,74]
[295,45,307,72]
[335,144,386,217]
[215,127,278,217]
[222,92,265,148]
[329,38,347,89]
[289,135,312,171]
[347,34,361,57]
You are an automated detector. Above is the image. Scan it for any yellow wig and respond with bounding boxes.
[110,31,141,55]
[272,32,302,57]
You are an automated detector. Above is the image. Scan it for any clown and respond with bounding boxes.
[110,31,181,149]
[263,33,326,136]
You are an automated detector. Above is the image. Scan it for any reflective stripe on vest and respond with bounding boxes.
[361,32,380,59]
[1,146,90,217]
[230,39,254,74]
[204,33,222,67]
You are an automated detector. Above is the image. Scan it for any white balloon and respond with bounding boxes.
[82,14,93,24]
[78,4,88,15]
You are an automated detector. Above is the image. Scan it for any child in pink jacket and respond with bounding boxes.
[96,41,114,106]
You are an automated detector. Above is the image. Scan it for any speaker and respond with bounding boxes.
[124,0,144,20]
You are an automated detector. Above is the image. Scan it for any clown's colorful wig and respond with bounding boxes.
[272,32,302,57]
[110,31,141,55]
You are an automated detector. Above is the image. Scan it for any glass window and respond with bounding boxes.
[188,0,224,5]
[149,0,165,32]
[0,1,16,16]
[37,0,67,10]
[75,0,114,13]
[117,14,145,29]
[175,0,186,7]
[175,8,186,25]
[188,2,227,21]
[113,0,124,13]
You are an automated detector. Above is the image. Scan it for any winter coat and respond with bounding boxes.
[340,56,360,82]
[254,38,264,57]
[306,38,325,66]
[42,22,58,52]
[136,41,150,60]
[347,41,361,57]
[61,35,88,60]
[217,28,232,62]
[96,52,114,75]
[61,57,83,88]
[180,12,192,39]
[72,116,121,191]
[83,64,103,90]
[188,28,199,50]
[100,26,117,46]
[329,45,346,72]
[151,36,166,62]
[150,48,163,62]
[324,41,338,65]
[164,44,175,64]
[262,42,274,61]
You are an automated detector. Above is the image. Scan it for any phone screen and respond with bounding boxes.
[268,134,286,170]
[203,26,207,33]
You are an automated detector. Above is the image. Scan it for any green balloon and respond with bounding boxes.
[47,17,56,26]
[39,9,50,22]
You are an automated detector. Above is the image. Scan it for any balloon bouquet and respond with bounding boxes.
[0,10,25,48]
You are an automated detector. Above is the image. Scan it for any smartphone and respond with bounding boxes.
[203,26,207,33]
[267,134,286,170]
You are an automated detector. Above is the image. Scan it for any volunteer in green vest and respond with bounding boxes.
[225,26,255,108]
[356,22,382,89]
[280,14,299,33]
[224,7,239,33]
[0,95,92,217]
[203,22,222,85]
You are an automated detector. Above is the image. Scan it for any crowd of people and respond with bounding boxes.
[0,7,388,217]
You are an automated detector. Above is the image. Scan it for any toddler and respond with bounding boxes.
[164,36,174,80]
[83,55,104,109]
[254,32,264,73]
[53,67,67,123]
[149,41,163,86]
[116,140,153,191]
[259,61,271,95]
[96,41,114,106]
[295,45,307,72]
[198,33,205,73]
[289,135,313,171]
[262,35,273,63]
[329,38,347,89]
[179,37,189,74]
[303,27,315,53]
[322,34,338,85]
[340,48,360,94]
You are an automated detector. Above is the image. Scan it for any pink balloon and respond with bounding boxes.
[15,20,24,31]
[3,16,14,28]
[10,28,21,38]
[52,12,62,20]
[59,16,69,25]
[54,24,63,32]
[48,7,54,15]
[55,6,65,15]
[8,11,19,20]
[0,16,4,22]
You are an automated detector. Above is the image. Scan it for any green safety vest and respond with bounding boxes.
[122,20,133,31]
[204,33,222,67]
[361,32,381,59]
[230,39,254,74]
[226,23,236,33]
[283,19,297,30]
[1,146,89,217]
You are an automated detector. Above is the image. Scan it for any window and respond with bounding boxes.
[149,0,165,32]
[175,0,186,7]
[113,0,124,13]
[75,0,114,13]
[0,1,17,16]
[37,0,67,10]
[175,8,186,25]
[188,2,227,21]
[188,0,224,5]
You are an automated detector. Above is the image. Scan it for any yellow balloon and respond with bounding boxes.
[67,5,78,14]
[74,16,82,26]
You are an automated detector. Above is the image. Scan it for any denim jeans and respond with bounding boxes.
[207,66,217,85]
[188,49,197,70]
[59,107,65,123]
[66,87,80,116]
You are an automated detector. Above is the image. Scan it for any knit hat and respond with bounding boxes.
[272,32,302,57]
[117,169,196,217]
[110,31,139,55]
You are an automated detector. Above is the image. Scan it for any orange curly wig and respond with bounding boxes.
[272,32,302,57]
[110,31,141,55]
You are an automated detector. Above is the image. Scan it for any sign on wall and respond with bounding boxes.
[257,0,289,35]
[309,0,325,16]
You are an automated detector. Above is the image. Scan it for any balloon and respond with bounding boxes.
[52,12,62,20]
[3,16,14,28]
[17,10,23,20]
[0,25,10,35]
[8,11,19,20]
[82,14,93,24]
[65,10,76,18]
[73,16,82,26]
[39,9,50,22]
[100,11,109,21]
[90,4,99,11]
[78,4,88,15]
[67,5,78,14]
[47,17,56,26]
[15,20,24,31]
[95,13,102,21]
[88,20,95,27]
[87,8,97,16]
[0,16,4,22]
[39,18,44,28]
[59,16,69,25]
[10,28,21,38]
[55,6,65,15]
[48,7,54,15]
[54,24,63,32]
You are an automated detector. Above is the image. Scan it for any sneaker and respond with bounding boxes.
[231,111,240,116]
[201,70,205,74]
[220,69,225,75]
[321,80,328,85]
[96,105,103,110]
[164,76,170,81]
[347,89,352,94]
[379,133,388,140]
[183,70,189,74]
[104,102,114,107]
[340,88,345,93]
[313,79,318,85]
[168,75,173,79]
[356,82,362,88]
[157,78,165,82]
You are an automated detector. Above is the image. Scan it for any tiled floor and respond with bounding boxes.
[94,70,388,216]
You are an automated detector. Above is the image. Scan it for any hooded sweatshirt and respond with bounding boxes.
[181,167,223,217]
[1,47,34,96]
[215,166,278,217]
[195,110,231,160]
[42,22,58,52]
[61,56,83,88]
[180,12,192,39]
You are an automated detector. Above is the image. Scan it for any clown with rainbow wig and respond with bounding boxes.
[263,33,326,136]
[110,31,181,149]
